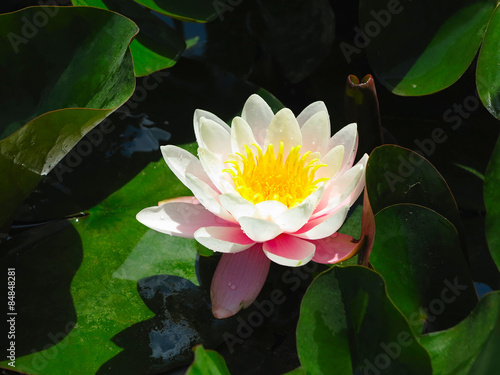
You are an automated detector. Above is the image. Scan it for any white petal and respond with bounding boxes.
[194,226,255,253]
[231,116,257,154]
[199,118,232,160]
[185,173,235,223]
[313,164,364,218]
[328,123,358,174]
[241,94,274,146]
[198,147,235,194]
[297,101,329,127]
[219,193,257,220]
[264,108,302,157]
[274,184,325,232]
[300,111,330,155]
[136,202,225,238]
[238,216,283,242]
[255,200,288,221]
[315,145,345,180]
[160,145,214,189]
[347,153,369,206]
[263,235,315,267]
[194,109,231,146]
[294,205,349,240]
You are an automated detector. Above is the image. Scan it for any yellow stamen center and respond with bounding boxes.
[223,142,329,208]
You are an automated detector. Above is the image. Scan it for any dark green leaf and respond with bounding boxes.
[361,0,495,95]
[72,0,186,77]
[0,6,137,231]
[477,4,500,119]
[370,204,478,334]
[419,291,500,374]
[296,266,432,375]
[366,145,462,233]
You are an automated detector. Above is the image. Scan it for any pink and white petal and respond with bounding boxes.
[198,147,235,194]
[313,163,364,218]
[194,226,255,253]
[241,94,275,146]
[211,245,270,319]
[199,118,232,160]
[158,196,199,206]
[315,145,344,180]
[328,123,358,174]
[347,153,368,206]
[194,109,231,147]
[345,133,359,172]
[293,205,349,240]
[255,200,288,221]
[219,193,257,220]
[185,173,235,223]
[311,233,359,264]
[297,101,329,127]
[160,145,213,190]
[231,116,257,154]
[263,234,315,267]
[238,216,283,242]
[300,111,330,155]
[264,108,302,157]
[275,184,325,232]
[136,202,224,238]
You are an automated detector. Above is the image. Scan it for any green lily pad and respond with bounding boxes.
[0,6,137,232]
[370,204,478,334]
[366,145,462,234]
[477,4,500,120]
[187,346,231,375]
[484,135,500,272]
[72,0,186,77]
[134,0,220,22]
[361,0,495,96]
[419,291,500,374]
[296,266,432,375]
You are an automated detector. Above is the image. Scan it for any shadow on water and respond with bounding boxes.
[1,220,82,359]
[98,254,327,375]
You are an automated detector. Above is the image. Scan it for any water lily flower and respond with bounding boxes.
[137,94,368,319]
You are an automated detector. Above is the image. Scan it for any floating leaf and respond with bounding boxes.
[72,0,186,76]
[370,204,478,334]
[296,266,432,375]
[419,291,500,374]
[360,0,495,96]
[366,145,462,235]
[477,4,500,119]
[0,6,137,231]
